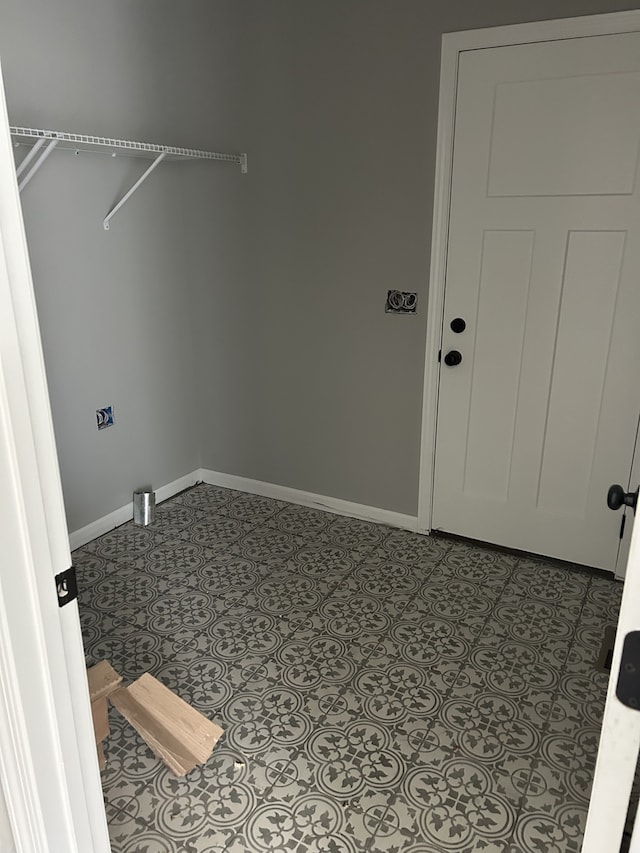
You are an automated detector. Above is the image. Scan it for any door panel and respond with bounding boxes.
[488,72,640,197]
[537,231,625,518]
[433,33,640,571]
[463,230,534,501]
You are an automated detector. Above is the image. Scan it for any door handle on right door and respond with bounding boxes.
[444,350,463,367]
[607,484,639,514]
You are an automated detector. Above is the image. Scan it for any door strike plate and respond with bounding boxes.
[616,631,640,709]
[55,566,78,608]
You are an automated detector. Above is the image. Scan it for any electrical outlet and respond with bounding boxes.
[386,290,417,314]
[96,406,114,430]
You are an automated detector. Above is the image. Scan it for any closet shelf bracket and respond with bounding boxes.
[9,126,247,229]
[104,151,167,231]
[17,137,59,192]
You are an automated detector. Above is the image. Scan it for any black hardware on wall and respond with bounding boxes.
[617,631,640,710]
[55,566,78,607]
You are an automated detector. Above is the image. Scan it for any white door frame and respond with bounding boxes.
[417,9,640,548]
[0,61,110,852]
[582,504,640,850]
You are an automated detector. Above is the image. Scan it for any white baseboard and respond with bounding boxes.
[197,469,419,532]
[69,468,420,551]
[68,471,200,551]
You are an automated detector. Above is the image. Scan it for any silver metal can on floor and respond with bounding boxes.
[133,489,155,526]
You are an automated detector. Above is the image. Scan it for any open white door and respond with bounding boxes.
[0,61,110,852]
[583,488,640,851]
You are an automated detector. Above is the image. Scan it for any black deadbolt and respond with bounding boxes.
[607,484,639,514]
[444,350,462,367]
[450,318,466,334]
[617,631,640,710]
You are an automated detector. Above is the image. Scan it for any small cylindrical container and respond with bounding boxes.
[133,489,155,526]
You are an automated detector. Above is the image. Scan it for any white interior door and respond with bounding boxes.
[0,61,110,852]
[433,32,640,572]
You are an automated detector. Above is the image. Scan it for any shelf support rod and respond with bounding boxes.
[103,151,167,230]
[18,138,58,192]
[15,137,46,178]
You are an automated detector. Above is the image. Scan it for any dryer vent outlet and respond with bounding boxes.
[96,406,114,430]
[386,290,417,314]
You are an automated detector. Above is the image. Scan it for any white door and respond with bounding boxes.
[432,32,640,572]
[0,62,110,852]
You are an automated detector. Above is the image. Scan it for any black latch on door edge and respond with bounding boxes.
[55,566,78,608]
[616,631,640,710]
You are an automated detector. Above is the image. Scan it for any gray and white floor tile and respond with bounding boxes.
[74,483,624,852]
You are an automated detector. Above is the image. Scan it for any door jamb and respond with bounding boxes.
[0,60,110,852]
[417,8,640,534]
[0,568,47,853]
[615,416,640,579]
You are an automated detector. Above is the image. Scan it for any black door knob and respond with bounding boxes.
[607,484,639,514]
[444,350,462,367]
[450,318,466,334]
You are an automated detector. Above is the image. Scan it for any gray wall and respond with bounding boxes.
[2,0,639,531]
[18,158,199,530]
[194,0,639,517]
[0,0,240,531]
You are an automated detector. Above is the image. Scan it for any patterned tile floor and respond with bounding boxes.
[74,484,623,853]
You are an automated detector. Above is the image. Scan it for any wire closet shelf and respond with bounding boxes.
[10,125,247,229]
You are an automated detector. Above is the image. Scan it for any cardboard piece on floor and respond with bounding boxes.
[110,673,224,776]
[87,660,123,770]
